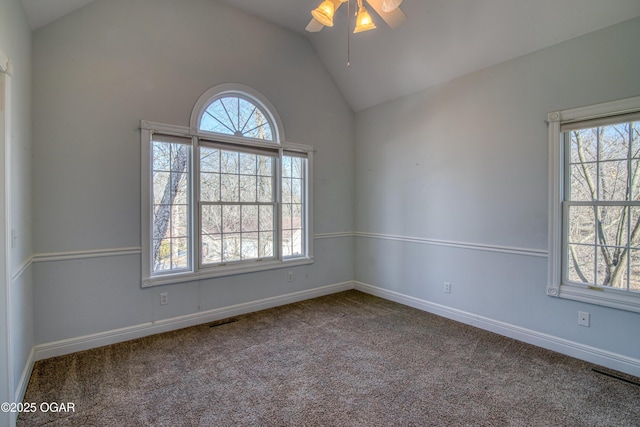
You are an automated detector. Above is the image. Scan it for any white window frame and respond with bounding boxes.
[548,95,640,312]
[141,85,314,287]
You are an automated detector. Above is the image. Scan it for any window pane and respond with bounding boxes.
[220,174,239,202]
[239,153,257,175]
[200,147,220,173]
[196,146,277,267]
[238,99,256,134]
[630,250,640,292]
[290,204,304,257]
[599,160,628,201]
[153,206,169,241]
[282,178,292,204]
[600,124,629,162]
[567,244,595,284]
[221,151,239,174]
[258,177,273,202]
[259,231,274,258]
[569,129,597,164]
[568,206,595,245]
[153,142,172,171]
[292,178,303,203]
[199,96,274,141]
[282,203,292,231]
[201,172,220,202]
[242,205,258,232]
[153,172,170,205]
[202,205,222,234]
[171,238,189,269]
[292,204,303,232]
[291,157,303,179]
[173,204,189,238]
[201,100,235,135]
[282,229,292,257]
[632,159,640,200]
[241,232,259,259]
[597,206,627,247]
[153,238,171,272]
[151,140,190,274]
[631,207,640,249]
[175,177,189,204]
[258,157,273,177]
[633,122,640,158]
[240,175,257,202]
[243,106,272,140]
[596,246,627,289]
[291,229,303,257]
[222,205,241,233]
[259,205,274,231]
[282,156,292,177]
[282,156,307,259]
[202,234,222,265]
[569,164,596,201]
[223,234,241,262]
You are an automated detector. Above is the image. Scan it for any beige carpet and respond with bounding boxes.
[19,290,640,426]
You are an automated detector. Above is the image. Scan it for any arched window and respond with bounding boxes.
[141,84,312,287]
[191,83,285,143]
[200,95,273,140]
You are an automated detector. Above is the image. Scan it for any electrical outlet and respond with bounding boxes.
[578,311,590,327]
[444,282,451,294]
[287,271,293,282]
[160,292,168,306]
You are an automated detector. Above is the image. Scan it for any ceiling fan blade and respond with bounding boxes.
[305,18,325,32]
[366,0,406,28]
[381,0,403,12]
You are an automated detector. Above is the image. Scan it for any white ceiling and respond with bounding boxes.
[22,0,640,111]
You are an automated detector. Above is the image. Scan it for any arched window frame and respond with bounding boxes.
[141,84,314,287]
[190,83,286,144]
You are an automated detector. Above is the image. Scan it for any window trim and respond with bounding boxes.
[141,88,313,288]
[547,95,640,312]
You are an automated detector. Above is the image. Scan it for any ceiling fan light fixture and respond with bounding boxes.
[311,0,336,27]
[353,5,376,33]
[381,0,403,13]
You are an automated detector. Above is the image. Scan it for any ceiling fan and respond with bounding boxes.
[306,0,406,33]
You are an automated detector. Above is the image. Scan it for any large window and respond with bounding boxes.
[141,85,313,287]
[548,95,640,312]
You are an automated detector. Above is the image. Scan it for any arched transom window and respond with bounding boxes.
[191,83,285,143]
[200,95,274,141]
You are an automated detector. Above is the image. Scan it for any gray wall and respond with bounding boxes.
[23,0,640,388]
[0,0,34,417]
[32,0,354,345]
[354,18,640,370]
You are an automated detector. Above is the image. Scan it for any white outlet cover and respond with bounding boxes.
[578,311,590,327]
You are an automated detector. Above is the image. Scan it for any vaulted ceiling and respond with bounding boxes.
[21,0,640,111]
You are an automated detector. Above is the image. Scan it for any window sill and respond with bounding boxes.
[548,283,640,314]
[142,257,314,288]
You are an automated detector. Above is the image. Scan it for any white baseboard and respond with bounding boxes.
[15,347,35,402]
[35,281,355,361]
[32,280,640,379]
[354,281,640,378]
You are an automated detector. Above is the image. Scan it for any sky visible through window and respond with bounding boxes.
[200,96,274,141]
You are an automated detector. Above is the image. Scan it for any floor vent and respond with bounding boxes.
[592,368,640,387]
[209,318,239,328]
